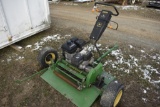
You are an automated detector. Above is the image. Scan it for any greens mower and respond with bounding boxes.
[38,2,124,107]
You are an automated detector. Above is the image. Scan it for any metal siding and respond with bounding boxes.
[0,0,50,49]
[1,0,32,36]
[27,0,46,28]
[0,4,9,45]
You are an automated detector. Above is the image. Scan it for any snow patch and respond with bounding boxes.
[139,64,160,85]
[146,87,150,90]
[63,3,78,6]
[121,6,139,10]
[42,34,61,42]
[142,98,147,103]
[96,43,101,48]
[156,9,160,12]
[111,50,121,57]
[65,34,71,37]
[31,34,62,51]
[129,45,133,49]
[143,89,147,94]
[32,42,43,51]
[103,47,160,88]
[7,58,12,62]
[26,45,32,48]
[124,69,130,73]
[112,64,117,69]
[141,50,145,53]
[1,60,4,62]
[150,80,160,84]
[15,56,24,61]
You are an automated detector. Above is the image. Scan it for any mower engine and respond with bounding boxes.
[61,37,94,72]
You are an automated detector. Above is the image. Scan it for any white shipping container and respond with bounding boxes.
[0,0,50,49]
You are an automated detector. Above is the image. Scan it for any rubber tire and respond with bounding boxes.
[38,47,58,68]
[128,0,136,5]
[100,81,124,107]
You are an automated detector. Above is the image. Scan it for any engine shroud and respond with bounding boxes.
[61,37,93,71]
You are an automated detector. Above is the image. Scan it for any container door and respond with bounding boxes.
[1,0,32,38]
[27,0,47,28]
[0,5,10,45]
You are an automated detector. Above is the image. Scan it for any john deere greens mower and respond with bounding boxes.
[38,2,124,107]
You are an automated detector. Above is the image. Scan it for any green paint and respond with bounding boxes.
[96,44,118,62]
[57,61,85,80]
[55,67,81,84]
[41,69,101,107]
[62,60,87,75]
[101,72,115,90]
[86,63,103,87]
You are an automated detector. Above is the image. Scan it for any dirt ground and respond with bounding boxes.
[0,2,160,107]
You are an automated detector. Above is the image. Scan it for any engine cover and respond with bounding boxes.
[61,40,78,54]
[62,37,94,71]
[71,53,84,67]
[70,48,93,70]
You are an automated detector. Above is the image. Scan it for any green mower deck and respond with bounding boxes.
[41,69,101,107]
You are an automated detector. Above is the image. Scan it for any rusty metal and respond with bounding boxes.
[54,71,79,89]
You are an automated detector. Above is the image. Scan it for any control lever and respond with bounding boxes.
[90,2,119,41]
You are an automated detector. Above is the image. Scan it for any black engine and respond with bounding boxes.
[61,37,93,71]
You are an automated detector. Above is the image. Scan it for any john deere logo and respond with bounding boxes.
[97,22,102,27]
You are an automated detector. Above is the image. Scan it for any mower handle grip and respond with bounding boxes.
[94,2,119,16]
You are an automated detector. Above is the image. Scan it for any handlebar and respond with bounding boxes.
[94,2,119,16]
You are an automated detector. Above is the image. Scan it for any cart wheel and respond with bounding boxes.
[100,81,124,107]
[38,47,58,68]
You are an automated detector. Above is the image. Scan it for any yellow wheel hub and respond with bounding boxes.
[45,53,55,64]
[113,90,123,107]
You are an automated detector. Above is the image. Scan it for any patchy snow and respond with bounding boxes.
[7,58,12,62]
[18,46,22,49]
[129,45,133,49]
[129,55,138,66]
[145,65,160,74]
[142,97,147,103]
[141,50,145,53]
[42,34,61,42]
[111,49,122,57]
[146,87,150,90]
[87,44,100,52]
[124,69,130,73]
[31,34,63,51]
[96,43,101,48]
[63,3,78,6]
[140,68,151,80]
[143,89,147,94]
[15,56,24,61]
[65,34,71,37]
[5,55,25,63]
[139,65,160,85]
[26,45,32,48]
[116,5,150,11]
[150,80,160,84]
[103,46,160,88]
[32,42,43,51]
[156,9,160,12]
[121,5,139,10]
[1,60,4,62]
[112,64,117,69]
